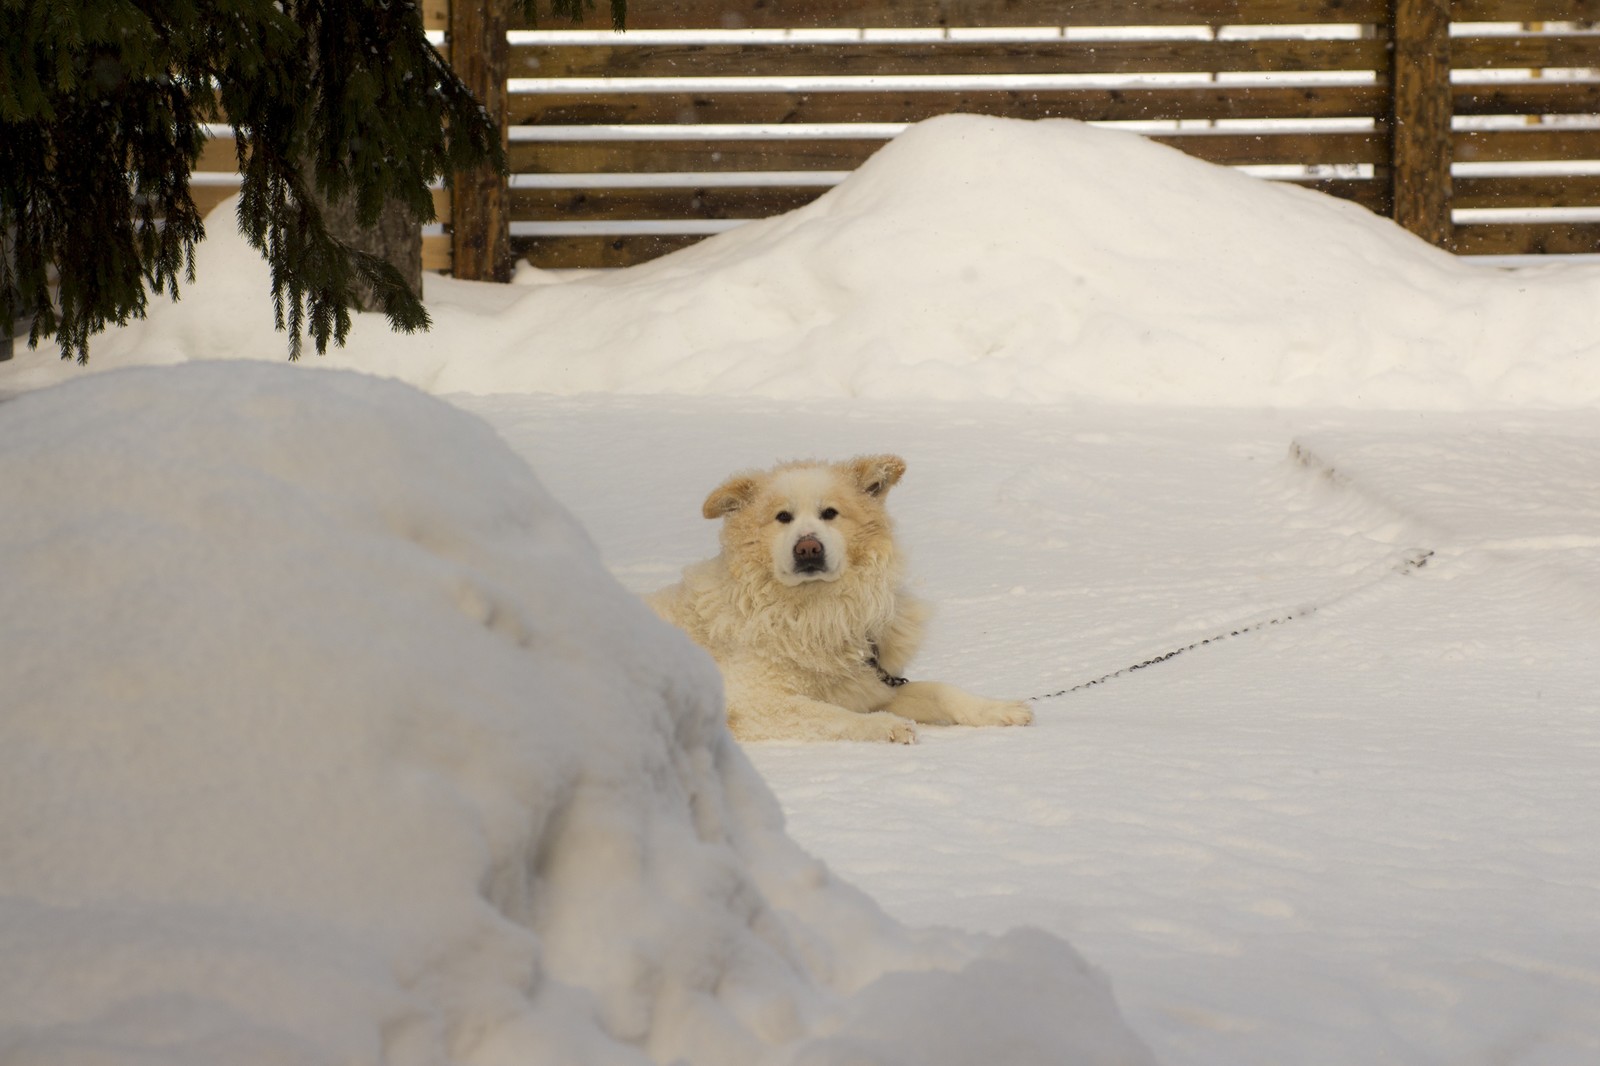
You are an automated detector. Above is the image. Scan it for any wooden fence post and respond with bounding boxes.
[450,0,512,281]
[1390,0,1454,248]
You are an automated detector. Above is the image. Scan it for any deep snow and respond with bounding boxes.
[0,365,1151,1066]
[3,113,1599,1065]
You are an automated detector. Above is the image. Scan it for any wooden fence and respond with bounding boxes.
[193,0,1600,274]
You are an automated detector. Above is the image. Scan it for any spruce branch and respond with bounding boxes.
[1,0,624,363]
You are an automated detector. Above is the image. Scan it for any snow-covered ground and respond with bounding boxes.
[462,393,1600,1065]
[3,116,1599,1064]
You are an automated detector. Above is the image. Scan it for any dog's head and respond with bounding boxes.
[702,454,906,588]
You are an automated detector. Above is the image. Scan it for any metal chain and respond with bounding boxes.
[1029,607,1314,700]
[1031,549,1434,701]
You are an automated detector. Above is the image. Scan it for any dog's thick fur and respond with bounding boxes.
[649,454,1032,743]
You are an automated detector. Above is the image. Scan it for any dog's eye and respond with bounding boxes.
[820,507,839,521]
[775,511,794,524]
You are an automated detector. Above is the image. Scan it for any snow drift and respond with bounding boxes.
[5,114,1600,410]
[0,362,1153,1066]
[469,115,1600,409]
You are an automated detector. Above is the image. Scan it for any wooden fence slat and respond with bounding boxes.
[512,177,1388,217]
[422,234,452,271]
[511,0,1387,30]
[1453,0,1600,21]
[191,184,241,220]
[1294,177,1389,211]
[1455,127,1600,162]
[510,233,712,268]
[1087,172,1383,211]
[514,38,1389,79]
[510,176,1388,222]
[511,85,1389,126]
[508,130,1387,174]
[197,136,239,172]
[508,139,891,174]
[1455,174,1600,209]
[1453,34,1600,71]
[190,177,452,220]
[1151,130,1389,165]
[504,0,1600,29]
[505,173,1385,269]
[509,178,1389,222]
[1454,81,1600,115]
[1453,221,1600,254]
[512,185,828,220]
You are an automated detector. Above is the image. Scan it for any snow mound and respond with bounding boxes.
[7,115,1600,410]
[490,114,1600,410]
[0,363,1152,1066]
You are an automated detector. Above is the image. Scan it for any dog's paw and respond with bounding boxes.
[965,699,1034,728]
[855,712,918,744]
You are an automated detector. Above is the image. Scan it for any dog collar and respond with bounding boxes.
[866,641,909,688]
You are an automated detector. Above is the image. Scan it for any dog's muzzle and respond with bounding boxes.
[792,534,828,574]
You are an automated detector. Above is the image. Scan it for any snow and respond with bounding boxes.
[2,113,1599,1064]
[0,364,1149,1066]
[460,396,1600,1066]
[7,115,1600,410]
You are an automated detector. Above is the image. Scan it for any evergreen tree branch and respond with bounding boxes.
[3,0,620,363]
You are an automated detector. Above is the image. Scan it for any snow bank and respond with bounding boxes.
[6,115,1600,410]
[0,362,1152,1066]
[476,115,1600,410]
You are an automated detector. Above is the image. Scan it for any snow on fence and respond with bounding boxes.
[190,0,1600,273]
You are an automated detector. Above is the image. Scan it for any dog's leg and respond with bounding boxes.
[727,693,918,744]
[887,681,1033,728]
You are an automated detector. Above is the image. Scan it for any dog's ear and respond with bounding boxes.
[848,454,907,499]
[702,475,761,519]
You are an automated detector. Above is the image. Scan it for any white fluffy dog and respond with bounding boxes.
[649,454,1033,743]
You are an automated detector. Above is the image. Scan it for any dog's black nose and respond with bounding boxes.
[793,535,827,572]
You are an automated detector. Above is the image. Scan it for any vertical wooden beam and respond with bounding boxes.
[450,0,512,281]
[1390,0,1453,248]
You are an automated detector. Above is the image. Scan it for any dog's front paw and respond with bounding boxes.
[855,711,918,744]
[965,698,1034,728]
